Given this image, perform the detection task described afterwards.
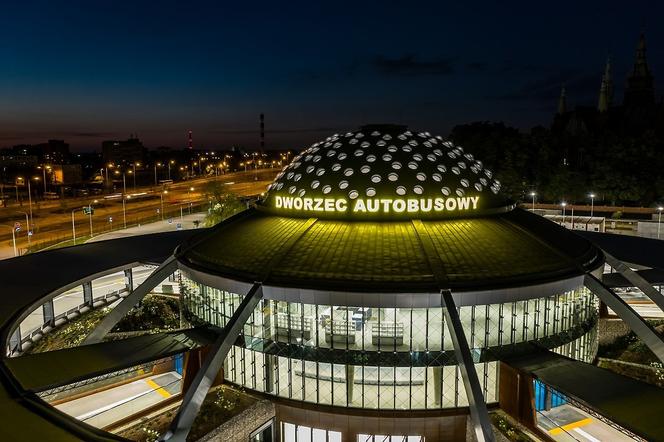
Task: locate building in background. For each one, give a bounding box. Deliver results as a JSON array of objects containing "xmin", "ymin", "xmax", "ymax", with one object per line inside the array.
[
  {"xmin": 52, "ymin": 164, "xmax": 83, "ymax": 185},
  {"xmin": 102, "ymin": 137, "xmax": 146, "ymax": 165}
]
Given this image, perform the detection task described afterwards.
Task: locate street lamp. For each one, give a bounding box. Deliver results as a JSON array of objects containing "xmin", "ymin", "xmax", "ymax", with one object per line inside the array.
[
  {"xmin": 529, "ymin": 191, "xmax": 536, "ymax": 211},
  {"xmin": 37, "ymin": 165, "xmax": 51, "ymax": 193},
  {"xmin": 589, "ymin": 193, "xmax": 596, "ymax": 217},
  {"xmin": 154, "ymin": 162, "xmax": 162, "ymax": 186},
  {"xmin": 3, "ymin": 224, "xmax": 17, "ymax": 257},
  {"xmin": 113, "ymin": 169, "xmax": 127, "ymax": 229},
  {"xmin": 132, "ymin": 162, "xmax": 140, "ymax": 190},
  {"xmin": 17, "ymin": 211, "xmax": 30, "ymax": 247},
  {"xmin": 71, "ymin": 207, "xmax": 78, "ymax": 245},
  {"xmin": 168, "ymin": 160, "xmax": 175, "ymax": 180},
  {"xmin": 160, "ymin": 190, "xmax": 168, "ymax": 220},
  {"xmin": 561, "ymin": 202, "xmax": 567, "ymax": 225},
  {"xmin": 88, "ymin": 199, "xmax": 99, "ymax": 237},
  {"xmin": 658, "ymin": 207, "xmax": 663, "ymax": 240},
  {"xmin": 24, "ymin": 176, "xmax": 38, "ymax": 228}
]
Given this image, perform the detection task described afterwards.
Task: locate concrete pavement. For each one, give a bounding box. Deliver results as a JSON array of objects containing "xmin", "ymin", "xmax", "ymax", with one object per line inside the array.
[
  {"xmin": 538, "ymin": 404, "xmax": 635, "ymax": 442},
  {"xmin": 55, "ymin": 371, "xmax": 181, "ymax": 429},
  {"xmin": 86, "ymin": 212, "xmax": 206, "ymax": 243}
]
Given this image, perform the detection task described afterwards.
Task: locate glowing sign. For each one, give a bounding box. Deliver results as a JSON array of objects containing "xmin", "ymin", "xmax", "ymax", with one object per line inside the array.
[{"xmin": 274, "ymin": 195, "xmax": 480, "ymax": 214}]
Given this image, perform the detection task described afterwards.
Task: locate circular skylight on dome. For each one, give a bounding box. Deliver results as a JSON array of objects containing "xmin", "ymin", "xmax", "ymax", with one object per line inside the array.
[{"xmin": 262, "ymin": 124, "xmax": 512, "ymax": 220}]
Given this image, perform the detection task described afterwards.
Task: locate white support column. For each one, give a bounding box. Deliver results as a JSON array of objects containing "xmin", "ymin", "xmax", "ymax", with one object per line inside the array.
[
  {"xmin": 442, "ymin": 290, "xmax": 495, "ymax": 442},
  {"xmin": 83, "ymin": 255, "xmax": 178, "ymax": 345},
  {"xmin": 124, "ymin": 268, "xmax": 134, "ymax": 292},
  {"xmin": 159, "ymin": 283, "xmax": 264, "ymax": 442},
  {"xmin": 585, "ymin": 273, "xmax": 664, "ymax": 362},
  {"xmin": 42, "ymin": 299, "xmax": 55, "ymax": 327},
  {"xmin": 82, "ymin": 281, "xmax": 93, "ymax": 307},
  {"xmin": 603, "ymin": 251, "xmax": 664, "ymax": 314}
]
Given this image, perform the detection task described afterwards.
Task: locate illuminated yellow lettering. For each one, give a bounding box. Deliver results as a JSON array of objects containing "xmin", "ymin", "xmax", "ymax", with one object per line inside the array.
[
  {"xmin": 273, "ymin": 195, "xmax": 481, "ymax": 215},
  {"xmin": 457, "ymin": 197, "xmax": 471, "ymax": 210}
]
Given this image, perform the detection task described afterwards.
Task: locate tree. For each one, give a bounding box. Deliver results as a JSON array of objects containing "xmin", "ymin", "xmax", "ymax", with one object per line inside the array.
[{"xmin": 204, "ymin": 181, "xmax": 244, "ymax": 227}]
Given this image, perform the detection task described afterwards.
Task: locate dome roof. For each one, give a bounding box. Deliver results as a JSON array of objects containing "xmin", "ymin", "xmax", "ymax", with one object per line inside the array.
[
  {"xmin": 261, "ymin": 124, "xmax": 513, "ymax": 220},
  {"xmin": 178, "ymin": 125, "xmax": 603, "ymax": 294}
]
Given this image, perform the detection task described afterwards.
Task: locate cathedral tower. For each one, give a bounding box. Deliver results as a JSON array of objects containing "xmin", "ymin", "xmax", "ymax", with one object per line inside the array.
[{"xmin": 624, "ymin": 33, "xmax": 655, "ymax": 107}]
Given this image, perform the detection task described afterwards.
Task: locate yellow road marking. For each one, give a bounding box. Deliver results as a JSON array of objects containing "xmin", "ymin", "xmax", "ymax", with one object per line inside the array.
[
  {"xmin": 548, "ymin": 417, "xmax": 592, "ymax": 435},
  {"xmin": 145, "ymin": 378, "xmax": 171, "ymax": 398}
]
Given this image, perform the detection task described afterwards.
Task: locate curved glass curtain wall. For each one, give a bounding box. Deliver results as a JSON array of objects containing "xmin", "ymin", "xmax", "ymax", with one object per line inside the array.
[{"xmin": 181, "ymin": 275, "xmax": 598, "ymax": 410}]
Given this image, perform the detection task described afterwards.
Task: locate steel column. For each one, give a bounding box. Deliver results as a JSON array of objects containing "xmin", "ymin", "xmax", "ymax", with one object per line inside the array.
[
  {"xmin": 442, "ymin": 290, "xmax": 495, "ymax": 442},
  {"xmin": 585, "ymin": 273, "xmax": 664, "ymax": 362},
  {"xmin": 159, "ymin": 283, "xmax": 263, "ymax": 442},
  {"xmin": 9, "ymin": 325, "xmax": 21, "ymax": 354},
  {"xmin": 603, "ymin": 251, "xmax": 664, "ymax": 314},
  {"xmin": 82, "ymin": 281, "xmax": 93, "ymax": 307},
  {"xmin": 42, "ymin": 299, "xmax": 55, "ymax": 327},
  {"xmin": 124, "ymin": 268, "xmax": 134, "ymax": 292},
  {"xmin": 83, "ymin": 255, "xmax": 178, "ymax": 345}
]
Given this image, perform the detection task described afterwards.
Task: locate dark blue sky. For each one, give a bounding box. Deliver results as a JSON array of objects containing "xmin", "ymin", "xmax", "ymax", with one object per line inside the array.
[{"xmin": 1, "ymin": 0, "xmax": 662, "ymax": 151}]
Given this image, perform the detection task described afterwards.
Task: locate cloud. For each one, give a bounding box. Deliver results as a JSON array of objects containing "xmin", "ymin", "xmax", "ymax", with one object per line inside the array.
[
  {"xmin": 494, "ymin": 70, "xmax": 600, "ymax": 102},
  {"xmin": 212, "ymin": 127, "xmax": 344, "ymax": 135},
  {"xmin": 67, "ymin": 132, "xmax": 111, "ymax": 138},
  {"xmin": 371, "ymin": 54, "xmax": 456, "ymax": 76}
]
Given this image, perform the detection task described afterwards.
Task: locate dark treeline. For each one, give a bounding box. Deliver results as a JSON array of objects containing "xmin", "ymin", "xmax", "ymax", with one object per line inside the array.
[{"xmin": 449, "ymin": 121, "xmax": 664, "ymax": 207}]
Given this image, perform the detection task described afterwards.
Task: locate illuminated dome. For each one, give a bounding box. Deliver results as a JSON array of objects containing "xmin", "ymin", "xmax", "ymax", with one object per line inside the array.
[{"xmin": 262, "ymin": 124, "xmax": 513, "ymax": 219}]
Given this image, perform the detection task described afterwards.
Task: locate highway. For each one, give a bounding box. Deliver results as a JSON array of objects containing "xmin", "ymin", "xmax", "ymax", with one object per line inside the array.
[{"xmin": 0, "ymin": 169, "xmax": 278, "ymax": 258}]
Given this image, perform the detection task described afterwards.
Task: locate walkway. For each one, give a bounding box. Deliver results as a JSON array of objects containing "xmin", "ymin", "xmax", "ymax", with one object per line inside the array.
[
  {"xmin": 86, "ymin": 213, "xmax": 206, "ymax": 243},
  {"xmin": 505, "ymin": 349, "xmax": 664, "ymax": 441},
  {"xmin": 55, "ymin": 371, "xmax": 181, "ymax": 429}
]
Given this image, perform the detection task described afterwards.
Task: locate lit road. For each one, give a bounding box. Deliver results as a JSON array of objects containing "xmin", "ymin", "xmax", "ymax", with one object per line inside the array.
[
  {"xmin": 0, "ymin": 169, "xmax": 278, "ymax": 258},
  {"xmin": 54, "ymin": 371, "xmax": 181, "ymax": 429}
]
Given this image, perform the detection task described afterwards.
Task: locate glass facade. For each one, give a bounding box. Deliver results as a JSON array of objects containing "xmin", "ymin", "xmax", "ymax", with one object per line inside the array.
[{"xmin": 181, "ymin": 275, "xmax": 597, "ymax": 410}]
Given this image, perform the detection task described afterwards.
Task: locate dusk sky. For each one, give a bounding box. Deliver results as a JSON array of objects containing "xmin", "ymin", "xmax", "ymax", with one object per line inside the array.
[{"xmin": 1, "ymin": 0, "xmax": 663, "ymax": 151}]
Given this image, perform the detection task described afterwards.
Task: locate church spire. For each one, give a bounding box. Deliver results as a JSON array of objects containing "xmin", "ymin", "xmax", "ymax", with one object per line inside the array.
[
  {"xmin": 624, "ymin": 33, "xmax": 655, "ymax": 107},
  {"xmin": 557, "ymin": 84, "xmax": 567, "ymax": 114},
  {"xmin": 633, "ymin": 33, "xmax": 650, "ymax": 77},
  {"xmin": 604, "ymin": 55, "xmax": 613, "ymax": 107},
  {"xmin": 598, "ymin": 56, "xmax": 612, "ymax": 112}
]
